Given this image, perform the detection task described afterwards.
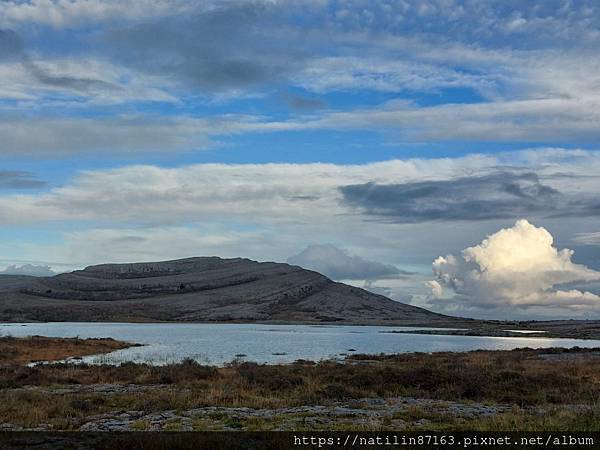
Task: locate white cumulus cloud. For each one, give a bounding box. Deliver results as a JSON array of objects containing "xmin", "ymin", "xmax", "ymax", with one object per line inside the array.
[{"xmin": 428, "ymin": 220, "xmax": 600, "ymax": 315}]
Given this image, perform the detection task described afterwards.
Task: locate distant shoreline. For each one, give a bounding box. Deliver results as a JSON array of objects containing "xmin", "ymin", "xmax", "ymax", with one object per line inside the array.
[{"xmin": 2, "ymin": 318, "xmax": 600, "ymax": 340}]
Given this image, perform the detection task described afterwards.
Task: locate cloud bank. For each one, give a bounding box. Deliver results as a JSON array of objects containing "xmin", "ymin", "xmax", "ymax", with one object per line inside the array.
[
  {"xmin": 0, "ymin": 170, "xmax": 45, "ymax": 189},
  {"xmin": 2, "ymin": 149, "xmax": 600, "ymax": 226},
  {"xmin": 288, "ymin": 244, "xmax": 400, "ymax": 280},
  {"xmin": 0, "ymin": 264, "xmax": 55, "ymax": 276},
  {"xmin": 340, "ymin": 172, "xmax": 561, "ymax": 223},
  {"xmin": 428, "ymin": 220, "xmax": 600, "ymax": 315},
  {"xmin": 573, "ymin": 232, "xmax": 600, "ymax": 246},
  {"xmin": 1, "ymin": 1, "xmax": 600, "ymax": 153}
]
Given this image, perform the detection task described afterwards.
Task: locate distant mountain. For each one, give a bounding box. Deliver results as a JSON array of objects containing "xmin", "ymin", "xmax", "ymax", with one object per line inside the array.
[{"xmin": 0, "ymin": 257, "xmax": 465, "ymax": 325}]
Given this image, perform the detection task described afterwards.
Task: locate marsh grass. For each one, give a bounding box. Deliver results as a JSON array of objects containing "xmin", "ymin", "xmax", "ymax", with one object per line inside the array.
[
  {"xmin": 1, "ymin": 348, "xmax": 599, "ymax": 430},
  {"xmin": 467, "ymin": 406, "xmax": 600, "ymax": 431},
  {"xmin": 3, "ymin": 349, "xmax": 600, "ymax": 406},
  {"xmin": 0, "ymin": 335, "xmax": 133, "ymax": 366}
]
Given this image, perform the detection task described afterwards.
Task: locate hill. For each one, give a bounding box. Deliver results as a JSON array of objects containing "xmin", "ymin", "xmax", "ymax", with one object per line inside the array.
[{"xmin": 0, "ymin": 257, "xmax": 463, "ymax": 325}]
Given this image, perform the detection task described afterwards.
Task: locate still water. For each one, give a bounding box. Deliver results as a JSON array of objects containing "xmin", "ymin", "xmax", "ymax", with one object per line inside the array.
[{"xmin": 2, "ymin": 322, "xmax": 599, "ymax": 366}]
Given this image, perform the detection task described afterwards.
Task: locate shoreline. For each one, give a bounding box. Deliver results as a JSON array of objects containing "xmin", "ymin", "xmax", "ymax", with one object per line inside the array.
[
  {"xmin": 3, "ymin": 318, "xmax": 600, "ymax": 340},
  {"xmin": 381, "ymin": 329, "xmax": 565, "ymax": 339}
]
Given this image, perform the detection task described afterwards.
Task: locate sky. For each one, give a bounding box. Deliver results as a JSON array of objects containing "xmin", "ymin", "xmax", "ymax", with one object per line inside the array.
[{"xmin": 1, "ymin": 0, "xmax": 600, "ymax": 320}]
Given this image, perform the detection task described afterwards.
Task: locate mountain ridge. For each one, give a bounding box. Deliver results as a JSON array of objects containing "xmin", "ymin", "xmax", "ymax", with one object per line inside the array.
[{"xmin": 0, "ymin": 256, "xmax": 465, "ymax": 325}]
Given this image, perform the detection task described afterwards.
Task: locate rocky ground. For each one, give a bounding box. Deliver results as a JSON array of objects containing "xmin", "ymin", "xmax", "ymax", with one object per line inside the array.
[{"xmin": 0, "ymin": 384, "xmax": 520, "ymax": 431}]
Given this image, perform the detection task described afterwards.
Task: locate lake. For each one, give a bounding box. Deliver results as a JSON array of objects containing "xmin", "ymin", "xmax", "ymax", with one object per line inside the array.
[{"xmin": 2, "ymin": 322, "xmax": 599, "ymax": 366}]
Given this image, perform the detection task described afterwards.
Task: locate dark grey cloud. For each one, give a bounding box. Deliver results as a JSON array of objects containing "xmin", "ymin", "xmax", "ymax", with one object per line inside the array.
[
  {"xmin": 553, "ymin": 200, "xmax": 600, "ymax": 219},
  {"xmin": 25, "ymin": 61, "xmax": 118, "ymax": 93},
  {"xmin": 0, "ymin": 27, "xmax": 117, "ymax": 93},
  {"xmin": 104, "ymin": 2, "xmax": 307, "ymax": 92},
  {"xmin": 0, "ymin": 264, "xmax": 54, "ymax": 277},
  {"xmin": 282, "ymin": 93, "xmax": 326, "ymax": 110},
  {"xmin": 0, "ymin": 28, "xmax": 24, "ymax": 62},
  {"xmin": 339, "ymin": 172, "xmax": 564, "ymax": 223},
  {"xmin": 110, "ymin": 235, "xmax": 147, "ymax": 244},
  {"xmin": 0, "ymin": 171, "xmax": 45, "ymax": 189},
  {"xmin": 288, "ymin": 244, "xmax": 404, "ymax": 280}
]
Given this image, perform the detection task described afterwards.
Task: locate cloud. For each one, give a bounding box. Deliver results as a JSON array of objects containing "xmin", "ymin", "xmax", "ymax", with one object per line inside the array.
[
  {"xmin": 0, "ymin": 0, "xmax": 193, "ymax": 28},
  {"xmin": 1, "ymin": 150, "xmax": 600, "ymax": 225},
  {"xmin": 14, "ymin": 96, "xmax": 600, "ymax": 155},
  {"xmin": 0, "ymin": 28, "xmax": 131, "ymax": 101},
  {"xmin": 0, "ymin": 28, "xmax": 23, "ymax": 62},
  {"xmin": 0, "ymin": 171, "xmax": 45, "ymax": 189},
  {"xmin": 316, "ymin": 1, "xmax": 600, "ymax": 49},
  {"xmin": 0, "ymin": 57, "xmax": 176, "ymax": 103},
  {"xmin": 573, "ymin": 232, "xmax": 600, "ymax": 246},
  {"xmin": 288, "ymin": 244, "xmax": 401, "ymax": 280},
  {"xmin": 0, "ymin": 153, "xmax": 508, "ymax": 224},
  {"xmin": 281, "ymin": 93, "xmax": 600, "ymax": 144},
  {"xmin": 0, "ymin": 115, "xmax": 245, "ymax": 155},
  {"xmin": 24, "ymin": 59, "xmax": 118, "ymax": 94},
  {"xmin": 293, "ymin": 56, "xmax": 494, "ymax": 95},
  {"xmin": 4, "ymin": 1, "xmax": 600, "ymax": 50},
  {"xmin": 282, "ymin": 93, "xmax": 326, "ymax": 110},
  {"xmin": 0, "ymin": 263, "xmax": 54, "ymax": 276},
  {"xmin": 340, "ymin": 172, "xmax": 561, "ymax": 223},
  {"xmin": 1, "ymin": 2, "xmax": 600, "ymax": 147},
  {"xmin": 48, "ymin": 226, "xmax": 269, "ymax": 265},
  {"xmin": 103, "ymin": 2, "xmax": 308, "ymax": 93},
  {"xmin": 428, "ymin": 220, "xmax": 600, "ymax": 316}
]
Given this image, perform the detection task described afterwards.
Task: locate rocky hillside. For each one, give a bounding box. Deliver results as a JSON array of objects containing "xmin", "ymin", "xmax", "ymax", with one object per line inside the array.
[{"xmin": 0, "ymin": 257, "xmax": 462, "ymax": 325}]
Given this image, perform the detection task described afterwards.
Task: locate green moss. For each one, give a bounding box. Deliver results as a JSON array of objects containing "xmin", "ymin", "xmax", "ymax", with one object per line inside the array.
[
  {"xmin": 131, "ymin": 420, "xmax": 149, "ymax": 431},
  {"xmin": 163, "ymin": 419, "xmax": 183, "ymax": 431}
]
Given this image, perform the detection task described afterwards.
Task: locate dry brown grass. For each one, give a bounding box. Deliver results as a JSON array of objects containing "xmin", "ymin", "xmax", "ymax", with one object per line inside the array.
[
  {"xmin": 1, "ymin": 347, "xmax": 599, "ymax": 408},
  {"xmin": 0, "ymin": 335, "xmax": 133, "ymax": 366},
  {"xmin": 1, "ymin": 347, "xmax": 599, "ymax": 431}
]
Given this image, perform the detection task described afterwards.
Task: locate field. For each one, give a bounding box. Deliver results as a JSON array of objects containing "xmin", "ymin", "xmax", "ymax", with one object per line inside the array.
[{"xmin": 0, "ymin": 339, "xmax": 599, "ymax": 432}]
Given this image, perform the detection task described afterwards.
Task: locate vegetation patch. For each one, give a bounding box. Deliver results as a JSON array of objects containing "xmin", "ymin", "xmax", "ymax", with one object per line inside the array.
[{"xmin": 0, "ymin": 335, "xmax": 135, "ymax": 366}]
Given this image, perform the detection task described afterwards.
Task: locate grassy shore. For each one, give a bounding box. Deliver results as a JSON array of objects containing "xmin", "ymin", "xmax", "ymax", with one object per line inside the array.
[
  {"xmin": 0, "ymin": 335, "xmax": 135, "ymax": 366},
  {"xmin": 0, "ymin": 341, "xmax": 599, "ymax": 432}
]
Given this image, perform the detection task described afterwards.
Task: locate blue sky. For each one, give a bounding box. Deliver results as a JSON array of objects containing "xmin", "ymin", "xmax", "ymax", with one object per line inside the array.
[{"xmin": 1, "ymin": 0, "xmax": 600, "ymax": 319}]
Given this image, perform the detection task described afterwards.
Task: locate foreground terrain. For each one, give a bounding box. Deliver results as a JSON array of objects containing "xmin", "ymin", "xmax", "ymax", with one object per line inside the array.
[{"xmin": 1, "ymin": 342, "xmax": 599, "ymax": 432}]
